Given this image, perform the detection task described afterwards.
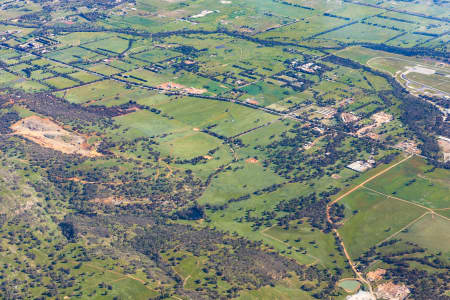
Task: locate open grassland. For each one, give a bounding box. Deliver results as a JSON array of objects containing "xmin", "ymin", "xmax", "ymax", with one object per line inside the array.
[
  {"xmin": 45, "ymin": 76, "xmax": 78, "ymax": 89},
  {"xmin": 237, "ymin": 278, "xmax": 315, "ymax": 300},
  {"xmin": 158, "ymin": 97, "xmax": 279, "ymax": 137},
  {"xmin": 322, "ymin": 23, "xmax": 400, "ymax": 43},
  {"xmin": 265, "ymin": 221, "xmax": 348, "ymax": 269},
  {"xmin": 114, "ymin": 110, "xmax": 190, "ymax": 139},
  {"xmin": 339, "ymin": 188, "xmax": 427, "ymax": 259},
  {"xmin": 153, "ymin": 130, "xmax": 223, "ymax": 159},
  {"xmin": 366, "ymin": 156, "xmax": 450, "ymax": 209},
  {"xmin": 397, "ymin": 213, "xmax": 450, "ymax": 254},
  {"xmin": 198, "ymin": 162, "xmax": 285, "ymax": 206},
  {"xmin": 54, "ymin": 80, "xmax": 128, "ymax": 104}
]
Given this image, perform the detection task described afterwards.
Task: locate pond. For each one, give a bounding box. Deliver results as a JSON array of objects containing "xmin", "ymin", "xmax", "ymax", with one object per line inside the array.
[{"xmin": 338, "ymin": 279, "xmax": 360, "ymax": 292}]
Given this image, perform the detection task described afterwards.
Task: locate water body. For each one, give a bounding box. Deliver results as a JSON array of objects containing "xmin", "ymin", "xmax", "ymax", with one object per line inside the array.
[{"xmin": 338, "ymin": 279, "xmax": 360, "ymax": 292}]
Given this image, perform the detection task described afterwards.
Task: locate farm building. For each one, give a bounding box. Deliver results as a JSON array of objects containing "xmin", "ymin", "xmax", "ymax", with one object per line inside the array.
[{"xmin": 346, "ymin": 161, "xmax": 373, "ymax": 172}]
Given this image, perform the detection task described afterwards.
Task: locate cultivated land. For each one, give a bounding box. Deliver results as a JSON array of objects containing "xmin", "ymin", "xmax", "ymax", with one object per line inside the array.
[{"xmin": 0, "ymin": 0, "xmax": 448, "ymax": 299}]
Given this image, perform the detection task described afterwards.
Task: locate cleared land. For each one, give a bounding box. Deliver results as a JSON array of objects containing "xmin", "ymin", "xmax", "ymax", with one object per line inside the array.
[{"xmin": 11, "ymin": 116, "xmax": 100, "ymax": 157}]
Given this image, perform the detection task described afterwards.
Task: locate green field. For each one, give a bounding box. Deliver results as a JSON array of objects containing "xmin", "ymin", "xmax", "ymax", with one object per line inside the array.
[
  {"xmin": 1, "ymin": 0, "xmax": 449, "ymax": 299},
  {"xmin": 366, "ymin": 156, "xmax": 450, "ymax": 209},
  {"xmin": 339, "ymin": 188, "xmax": 427, "ymax": 258},
  {"xmin": 397, "ymin": 213, "xmax": 450, "ymax": 254}
]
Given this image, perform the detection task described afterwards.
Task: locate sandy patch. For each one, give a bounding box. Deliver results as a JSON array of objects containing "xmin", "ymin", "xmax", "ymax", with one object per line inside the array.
[
  {"xmin": 11, "ymin": 116, "xmax": 100, "ymax": 157},
  {"xmin": 203, "ymin": 155, "xmax": 213, "ymax": 160},
  {"xmin": 246, "ymin": 158, "xmax": 258, "ymax": 164},
  {"xmin": 193, "ymin": 127, "xmax": 200, "ymax": 132}
]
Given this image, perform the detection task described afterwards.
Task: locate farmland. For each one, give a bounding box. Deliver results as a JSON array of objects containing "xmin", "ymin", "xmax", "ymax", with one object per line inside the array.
[{"xmin": 0, "ymin": 0, "xmax": 448, "ymax": 299}]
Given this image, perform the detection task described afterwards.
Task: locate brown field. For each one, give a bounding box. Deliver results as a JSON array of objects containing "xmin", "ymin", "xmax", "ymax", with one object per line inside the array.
[{"xmin": 11, "ymin": 116, "xmax": 100, "ymax": 157}]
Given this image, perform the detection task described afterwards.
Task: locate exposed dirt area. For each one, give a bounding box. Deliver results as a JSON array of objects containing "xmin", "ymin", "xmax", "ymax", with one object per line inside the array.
[
  {"xmin": 346, "ymin": 291, "xmax": 375, "ymax": 300},
  {"xmin": 395, "ymin": 140, "xmax": 421, "ymax": 155},
  {"xmin": 367, "ymin": 268, "xmax": 386, "ymax": 282},
  {"xmin": 246, "ymin": 158, "xmax": 259, "ymax": 164},
  {"xmin": 375, "ymin": 282, "xmax": 410, "ymax": 300},
  {"xmin": 90, "ymin": 196, "xmax": 123, "ymax": 205},
  {"xmin": 437, "ymin": 137, "xmax": 450, "ymax": 162},
  {"xmin": 157, "ymin": 82, "xmax": 207, "ymax": 94},
  {"xmin": 371, "ymin": 112, "xmax": 392, "ymax": 125},
  {"xmin": 246, "ymin": 98, "xmax": 259, "ymax": 105},
  {"xmin": 366, "ymin": 132, "xmax": 380, "ymax": 140},
  {"xmin": 357, "ymin": 112, "xmax": 392, "ymax": 137},
  {"xmin": 11, "ymin": 116, "xmax": 101, "ymax": 157},
  {"xmin": 203, "ymin": 155, "xmax": 213, "ymax": 160},
  {"xmin": 341, "ymin": 112, "xmax": 359, "ymax": 123}
]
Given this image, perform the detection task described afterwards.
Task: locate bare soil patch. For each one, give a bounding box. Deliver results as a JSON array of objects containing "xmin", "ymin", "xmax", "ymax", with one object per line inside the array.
[
  {"xmin": 395, "ymin": 140, "xmax": 421, "ymax": 155},
  {"xmin": 341, "ymin": 112, "xmax": 359, "ymax": 123},
  {"xmin": 357, "ymin": 111, "xmax": 392, "ymax": 137},
  {"xmin": 90, "ymin": 196, "xmax": 123, "ymax": 205},
  {"xmin": 437, "ymin": 136, "xmax": 450, "ymax": 162},
  {"xmin": 157, "ymin": 82, "xmax": 207, "ymax": 94},
  {"xmin": 246, "ymin": 98, "xmax": 259, "ymax": 105},
  {"xmin": 246, "ymin": 158, "xmax": 259, "ymax": 164},
  {"xmin": 371, "ymin": 112, "xmax": 392, "ymax": 125},
  {"xmin": 11, "ymin": 116, "xmax": 100, "ymax": 157},
  {"xmin": 367, "ymin": 268, "xmax": 386, "ymax": 282},
  {"xmin": 375, "ymin": 282, "xmax": 410, "ymax": 300}
]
